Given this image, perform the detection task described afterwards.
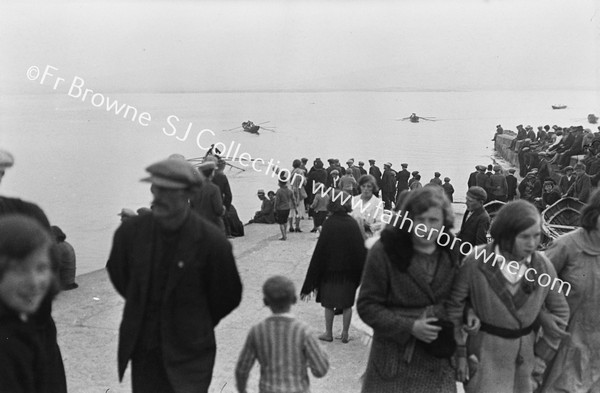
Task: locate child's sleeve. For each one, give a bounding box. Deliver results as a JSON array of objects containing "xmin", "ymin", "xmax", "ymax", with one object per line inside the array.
[
  {"xmin": 304, "ymin": 330, "xmax": 329, "ymax": 378},
  {"xmin": 235, "ymin": 329, "xmax": 257, "ymax": 393}
]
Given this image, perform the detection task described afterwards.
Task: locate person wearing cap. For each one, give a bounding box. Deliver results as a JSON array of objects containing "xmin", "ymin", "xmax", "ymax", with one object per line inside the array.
[
  {"xmin": 429, "ymin": 172, "xmax": 443, "ymax": 187},
  {"xmin": 518, "ymin": 169, "xmax": 542, "ymax": 203},
  {"xmin": 106, "ymin": 158, "xmax": 242, "ymax": 393},
  {"xmin": 457, "ymin": 186, "xmax": 491, "ymax": 246},
  {"xmin": 247, "ymin": 189, "xmax": 275, "ymax": 225},
  {"xmin": 409, "ymin": 173, "xmax": 423, "ymax": 191},
  {"xmin": 329, "ymin": 169, "xmax": 341, "ymax": 189},
  {"xmin": 570, "ymin": 163, "xmax": 592, "ymax": 203},
  {"xmin": 381, "ymin": 163, "xmax": 396, "ymax": 210},
  {"xmin": 306, "ymin": 159, "xmax": 327, "ymax": 208},
  {"xmin": 0, "ymin": 149, "xmax": 67, "ymax": 393},
  {"xmin": 190, "ymin": 161, "xmax": 225, "ymax": 232},
  {"xmin": 558, "ymin": 166, "xmax": 576, "ymax": 195},
  {"xmin": 526, "ymin": 126, "xmax": 536, "ymax": 142},
  {"xmin": 442, "ymin": 177, "xmax": 454, "ymax": 202},
  {"xmin": 535, "ymin": 178, "xmax": 562, "ymax": 211},
  {"xmin": 356, "ymin": 161, "xmax": 367, "ymax": 176},
  {"xmin": 408, "ymin": 170, "xmax": 419, "ymax": 188},
  {"xmin": 395, "ymin": 163, "xmax": 410, "ymax": 197},
  {"xmin": 368, "ymin": 160, "xmax": 383, "ymax": 193},
  {"xmin": 118, "ymin": 208, "xmax": 137, "ymax": 222},
  {"xmin": 346, "ymin": 160, "xmax": 362, "ymax": 192},
  {"xmin": 506, "ymin": 168, "xmax": 518, "ymax": 201},
  {"xmin": 486, "ymin": 165, "xmax": 508, "ymax": 202},
  {"xmin": 492, "ymin": 125, "xmax": 503, "ymax": 143},
  {"xmin": 467, "ymin": 165, "xmax": 479, "ymax": 188},
  {"xmin": 475, "ymin": 165, "xmax": 488, "ymax": 189}
]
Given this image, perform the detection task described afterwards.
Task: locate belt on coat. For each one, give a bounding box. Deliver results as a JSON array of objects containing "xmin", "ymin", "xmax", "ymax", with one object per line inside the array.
[{"xmin": 479, "ymin": 319, "xmax": 540, "ymax": 339}]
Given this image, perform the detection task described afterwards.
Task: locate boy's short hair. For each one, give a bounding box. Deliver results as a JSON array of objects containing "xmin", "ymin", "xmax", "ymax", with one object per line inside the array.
[{"xmin": 263, "ymin": 275, "xmax": 297, "ymax": 311}]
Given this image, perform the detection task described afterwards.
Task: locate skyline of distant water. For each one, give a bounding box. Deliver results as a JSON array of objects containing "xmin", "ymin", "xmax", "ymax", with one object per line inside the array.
[{"xmin": 0, "ymin": 90, "xmax": 597, "ymax": 274}]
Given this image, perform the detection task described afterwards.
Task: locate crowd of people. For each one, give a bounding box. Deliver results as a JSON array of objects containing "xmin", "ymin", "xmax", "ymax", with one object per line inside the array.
[{"xmin": 3, "ymin": 137, "xmax": 600, "ymax": 393}]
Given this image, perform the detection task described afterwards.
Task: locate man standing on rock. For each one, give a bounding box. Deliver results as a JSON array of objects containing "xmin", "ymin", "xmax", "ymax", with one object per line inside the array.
[{"xmin": 107, "ymin": 157, "xmax": 242, "ymax": 393}]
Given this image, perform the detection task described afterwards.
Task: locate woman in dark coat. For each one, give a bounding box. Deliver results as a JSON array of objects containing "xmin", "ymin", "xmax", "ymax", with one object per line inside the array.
[
  {"xmin": 301, "ymin": 189, "xmax": 367, "ymax": 343},
  {"xmin": 0, "ymin": 215, "xmax": 63, "ymax": 393},
  {"xmin": 357, "ymin": 186, "xmax": 460, "ymax": 392}
]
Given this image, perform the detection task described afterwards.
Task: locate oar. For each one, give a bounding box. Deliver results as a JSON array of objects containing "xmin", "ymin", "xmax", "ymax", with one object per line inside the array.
[
  {"xmin": 261, "ymin": 127, "xmax": 277, "ymax": 132},
  {"xmin": 222, "ymin": 125, "xmax": 243, "ymax": 132}
]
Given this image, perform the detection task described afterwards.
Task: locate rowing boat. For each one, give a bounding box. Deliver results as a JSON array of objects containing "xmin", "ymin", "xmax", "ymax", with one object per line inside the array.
[
  {"xmin": 551, "ymin": 105, "xmax": 567, "ymax": 110},
  {"xmin": 541, "ymin": 197, "xmax": 585, "ymax": 243},
  {"xmin": 483, "ymin": 200, "xmax": 506, "ymax": 242}
]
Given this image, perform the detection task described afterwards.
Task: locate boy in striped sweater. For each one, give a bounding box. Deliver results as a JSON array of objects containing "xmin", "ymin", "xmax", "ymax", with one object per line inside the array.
[{"xmin": 235, "ymin": 276, "xmax": 329, "ymax": 393}]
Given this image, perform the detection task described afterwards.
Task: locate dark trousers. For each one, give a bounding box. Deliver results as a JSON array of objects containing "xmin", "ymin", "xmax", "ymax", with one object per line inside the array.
[
  {"xmin": 382, "ymin": 191, "xmax": 394, "ymax": 210},
  {"xmin": 132, "ymin": 348, "xmax": 176, "ymax": 393}
]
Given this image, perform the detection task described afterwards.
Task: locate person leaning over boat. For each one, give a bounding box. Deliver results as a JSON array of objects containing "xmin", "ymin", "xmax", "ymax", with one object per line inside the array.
[
  {"xmin": 357, "ymin": 186, "xmax": 461, "ymax": 393},
  {"xmin": 540, "ymin": 188, "xmax": 600, "ymax": 392},
  {"xmin": 190, "ymin": 161, "xmax": 226, "ymax": 233},
  {"xmin": 448, "ymin": 200, "xmax": 569, "ymax": 393},
  {"xmin": 457, "ymin": 186, "xmax": 490, "ymax": 246}
]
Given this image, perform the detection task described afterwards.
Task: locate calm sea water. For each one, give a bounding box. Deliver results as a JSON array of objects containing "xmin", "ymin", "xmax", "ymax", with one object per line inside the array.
[{"xmin": 0, "ymin": 90, "xmax": 597, "ymax": 274}]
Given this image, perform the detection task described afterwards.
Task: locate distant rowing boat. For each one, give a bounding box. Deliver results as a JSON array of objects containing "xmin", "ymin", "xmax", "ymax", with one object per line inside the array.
[
  {"xmin": 551, "ymin": 105, "xmax": 567, "ymax": 110},
  {"xmin": 541, "ymin": 197, "xmax": 585, "ymax": 244}
]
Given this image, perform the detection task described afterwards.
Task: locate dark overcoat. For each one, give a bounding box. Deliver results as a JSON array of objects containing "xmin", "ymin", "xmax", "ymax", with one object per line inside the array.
[
  {"xmin": 458, "ymin": 206, "xmax": 490, "ymax": 246},
  {"xmin": 106, "ymin": 212, "xmax": 242, "ymax": 392}
]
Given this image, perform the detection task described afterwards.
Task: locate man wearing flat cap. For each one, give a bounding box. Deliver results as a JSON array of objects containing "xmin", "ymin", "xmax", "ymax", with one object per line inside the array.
[
  {"xmin": 506, "ymin": 168, "xmax": 518, "ymax": 201},
  {"xmin": 381, "ymin": 162, "xmax": 396, "ymax": 209},
  {"xmin": 518, "ymin": 169, "xmax": 542, "ymax": 203},
  {"xmin": 368, "ymin": 159, "xmax": 382, "ymax": 193},
  {"xmin": 457, "ymin": 186, "xmax": 490, "ymax": 246},
  {"xmin": 107, "ymin": 158, "xmax": 242, "ymax": 393},
  {"xmin": 486, "ymin": 165, "xmax": 508, "ymax": 202},
  {"xmin": 395, "ymin": 163, "xmax": 410, "ymax": 196}
]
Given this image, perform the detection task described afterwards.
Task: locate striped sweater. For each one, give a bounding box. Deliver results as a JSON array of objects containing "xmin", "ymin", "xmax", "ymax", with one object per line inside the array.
[{"xmin": 235, "ymin": 315, "xmax": 329, "ymax": 393}]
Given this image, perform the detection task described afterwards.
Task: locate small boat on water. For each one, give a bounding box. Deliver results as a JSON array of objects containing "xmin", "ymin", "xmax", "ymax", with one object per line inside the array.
[
  {"xmin": 242, "ymin": 121, "xmax": 260, "ymax": 134},
  {"xmin": 483, "ymin": 200, "xmax": 506, "ymax": 243},
  {"xmin": 588, "ymin": 114, "xmax": 598, "ymax": 124},
  {"xmin": 552, "ymin": 105, "xmax": 567, "ymax": 110},
  {"xmin": 541, "ymin": 197, "xmax": 585, "ymax": 244}
]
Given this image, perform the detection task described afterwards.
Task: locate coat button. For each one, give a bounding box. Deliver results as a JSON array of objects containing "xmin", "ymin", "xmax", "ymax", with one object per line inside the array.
[{"xmin": 178, "ymin": 261, "xmax": 184, "ymax": 268}]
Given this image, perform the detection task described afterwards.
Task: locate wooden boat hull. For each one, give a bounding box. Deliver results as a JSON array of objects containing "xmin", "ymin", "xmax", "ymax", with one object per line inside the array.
[
  {"xmin": 243, "ymin": 125, "xmax": 260, "ymax": 134},
  {"xmin": 541, "ymin": 197, "xmax": 585, "ymax": 244},
  {"xmin": 483, "ymin": 200, "xmax": 506, "ymax": 242},
  {"xmin": 551, "ymin": 105, "xmax": 567, "ymax": 110}
]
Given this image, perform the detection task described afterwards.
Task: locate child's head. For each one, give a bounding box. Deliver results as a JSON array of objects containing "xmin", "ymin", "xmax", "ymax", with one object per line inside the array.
[
  {"xmin": 0, "ymin": 215, "xmax": 58, "ymax": 316},
  {"xmin": 263, "ymin": 275, "xmax": 297, "ymax": 313}
]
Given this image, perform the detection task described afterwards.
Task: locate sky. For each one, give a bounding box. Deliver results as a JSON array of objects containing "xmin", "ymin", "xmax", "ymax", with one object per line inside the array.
[{"xmin": 1, "ymin": 0, "xmax": 599, "ymax": 93}]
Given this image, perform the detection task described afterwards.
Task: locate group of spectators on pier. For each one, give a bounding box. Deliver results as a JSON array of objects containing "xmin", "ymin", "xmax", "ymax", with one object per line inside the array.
[
  {"xmin": 494, "ymin": 123, "xmax": 600, "ymax": 204},
  {"xmin": 4, "ymin": 143, "xmax": 600, "ymax": 393}
]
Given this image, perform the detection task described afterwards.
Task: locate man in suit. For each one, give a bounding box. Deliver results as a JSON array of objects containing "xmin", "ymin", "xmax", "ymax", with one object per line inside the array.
[
  {"xmin": 467, "ymin": 165, "xmax": 480, "ymax": 188},
  {"xmin": 506, "ymin": 168, "xmax": 518, "ymax": 201},
  {"xmin": 368, "ymin": 159, "xmax": 382, "ymax": 192},
  {"xmin": 381, "ymin": 162, "xmax": 396, "ymax": 210},
  {"xmin": 571, "ymin": 162, "xmax": 592, "ymax": 203},
  {"xmin": 457, "ymin": 186, "xmax": 490, "ymax": 246},
  {"xmin": 107, "ymin": 157, "xmax": 243, "ymax": 393},
  {"xmin": 395, "ymin": 163, "xmax": 410, "ymax": 197}
]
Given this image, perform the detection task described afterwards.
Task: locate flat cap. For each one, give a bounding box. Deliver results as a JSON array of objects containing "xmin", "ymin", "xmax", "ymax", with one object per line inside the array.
[
  {"xmin": 508, "ymin": 168, "xmax": 516, "ymax": 174},
  {"xmin": 0, "ymin": 150, "xmax": 14, "ymax": 168},
  {"xmin": 257, "ymin": 189, "xmax": 265, "ymax": 195},
  {"xmin": 411, "ymin": 171, "xmax": 419, "ymax": 176},
  {"xmin": 141, "ymin": 158, "xmax": 200, "ymax": 189},
  {"xmin": 368, "ymin": 159, "xmax": 376, "ymax": 163},
  {"xmin": 434, "ymin": 172, "xmax": 441, "ymax": 176},
  {"xmin": 467, "ymin": 186, "xmax": 487, "ymax": 203},
  {"xmin": 493, "ymin": 165, "xmax": 501, "ymax": 172},
  {"xmin": 563, "ymin": 165, "xmax": 573, "ymax": 172},
  {"xmin": 476, "ymin": 165, "xmax": 486, "ymax": 171},
  {"xmin": 358, "ymin": 161, "xmax": 364, "ymax": 165},
  {"xmin": 401, "ymin": 163, "xmax": 408, "ymax": 168},
  {"xmin": 444, "ymin": 177, "xmax": 450, "ymax": 182},
  {"xmin": 136, "ymin": 207, "xmax": 152, "ymax": 216},
  {"xmin": 384, "ymin": 162, "xmax": 392, "ymax": 167},
  {"xmin": 118, "ymin": 208, "xmax": 137, "ymax": 218}
]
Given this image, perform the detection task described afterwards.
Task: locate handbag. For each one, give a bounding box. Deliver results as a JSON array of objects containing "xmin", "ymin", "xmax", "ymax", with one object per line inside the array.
[{"xmin": 420, "ymin": 319, "xmax": 456, "ymax": 358}]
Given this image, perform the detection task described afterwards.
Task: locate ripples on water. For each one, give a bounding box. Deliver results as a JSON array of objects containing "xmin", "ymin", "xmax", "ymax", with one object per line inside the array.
[{"xmin": 0, "ymin": 90, "xmax": 596, "ymax": 273}]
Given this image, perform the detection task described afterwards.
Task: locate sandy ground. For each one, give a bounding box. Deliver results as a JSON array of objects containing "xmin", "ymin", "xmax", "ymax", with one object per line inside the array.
[{"xmin": 53, "ymin": 222, "xmax": 373, "ymax": 393}]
